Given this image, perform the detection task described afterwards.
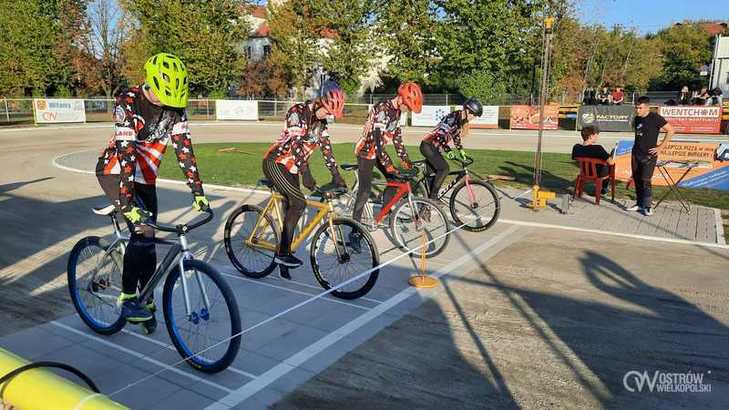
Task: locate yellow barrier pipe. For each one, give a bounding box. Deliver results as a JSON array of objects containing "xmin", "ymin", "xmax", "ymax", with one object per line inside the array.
[{"xmin": 0, "ymin": 347, "xmax": 127, "ymax": 410}]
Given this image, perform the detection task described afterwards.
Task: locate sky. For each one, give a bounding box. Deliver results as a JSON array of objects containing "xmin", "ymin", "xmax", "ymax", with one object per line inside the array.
[{"xmin": 578, "ymin": 0, "xmax": 729, "ymax": 35}]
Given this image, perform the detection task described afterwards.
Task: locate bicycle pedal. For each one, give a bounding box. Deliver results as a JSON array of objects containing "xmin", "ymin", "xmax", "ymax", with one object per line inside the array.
[{"xmin": 140, "ymin": 317, "xmax": 157, "ymax": 335}]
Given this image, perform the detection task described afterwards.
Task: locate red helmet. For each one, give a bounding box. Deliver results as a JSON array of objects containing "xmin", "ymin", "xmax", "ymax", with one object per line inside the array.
[
  {"xmin": 319, "ymin": 80, "xmax": 345, "ymax": 119},
  {"xmin": 397, "ymin": 81, "xmax": 423, "ymax": 113}
]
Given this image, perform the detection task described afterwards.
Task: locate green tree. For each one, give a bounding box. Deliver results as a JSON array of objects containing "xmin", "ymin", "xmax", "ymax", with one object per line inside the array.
[
  {"xmin": 456, "ymin": 71, "xmax": 507, "ymax": 104},
  {"xmin": 267, "ymin": 0, "xmax": 320, "ymax": 98},
  {"xmin": 375, "ymin": 0, "xmax": 436, "ymax": 84},
  {"xmin": 311, "ymin": 0, "xmax": 376, "ymax": 95},
  {"xmin": 651, "ymin": 22, "xmax": 719, "ymax": 90},
  {"xmin": 120, "ymin": 0, "xmax": 249, "ymax": 96}
]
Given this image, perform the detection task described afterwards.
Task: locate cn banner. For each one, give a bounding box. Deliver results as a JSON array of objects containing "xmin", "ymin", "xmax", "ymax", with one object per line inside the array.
[
  {"xmin": 34, "ymin": 99, "xmax": 86, "ymax": 123},
  {"xmin": 215, "ymin": 100, "xmax": 258, "ymax": 120},
  {"xmin": 658, "ymin": 106, "xmax": 722, "ymax": 134},
  {"xmin": 411, "ymin": 105, "xmax": 451, "ymax": 127},
  {"xmin": 469, "ymin": 105, "xmax": 499, "ymax": 129},
  {"xmin": 613, "ymin": 139, "xmax": 729, "ymax": 190},
  {"xmin": 577, "ymin": 105, "xmax": 634, "ymax": 132},
  {"xmin": 510, "ymin": 105, "xmax": 559, "ymax": 130}
]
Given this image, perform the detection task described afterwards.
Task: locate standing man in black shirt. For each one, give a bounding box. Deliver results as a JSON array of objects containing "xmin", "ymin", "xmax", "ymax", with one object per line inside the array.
[
  {"xmin": 629, "ymin": 96, "xmax": 675, "ymax": 216},
  {"xmin": 572, "ymin": 125, "xmax": 614, "ymax": 195}
]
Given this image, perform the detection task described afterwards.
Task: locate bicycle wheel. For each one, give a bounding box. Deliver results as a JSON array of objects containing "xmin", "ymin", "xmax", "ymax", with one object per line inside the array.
[
  {"xmin": 224, "ymin": 204, "xmax": 278, "ymax": 278},
  {"xmin": 163, "ymin": 259, "xmax": 242, "ymax": 373},
  {"xmin": 67, "ymin": 236, "xmax": 126, "ymax": 335},
  {"xmin": 310, "ymin": 218, "xmax": 379, "ymax": 299},
  {"xmin": 449, "ymin": 180, "xmax": 500, "ymax": 232},
  {"xmin": 390, "ymin": 197, "xmax": 450, "ymax": 258}
]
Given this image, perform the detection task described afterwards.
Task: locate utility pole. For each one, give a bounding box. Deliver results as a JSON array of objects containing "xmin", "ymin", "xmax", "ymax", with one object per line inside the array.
[{"xmin": 530, "ymin": 15, "xmax": 556, "ymax": 209}]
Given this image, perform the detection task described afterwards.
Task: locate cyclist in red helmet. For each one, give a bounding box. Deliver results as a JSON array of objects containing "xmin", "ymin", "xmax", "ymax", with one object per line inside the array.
[
  {"xmin": 351, "ymin": 81, "xmax": 423, "ymax": 235},
  {"xmin": 262, "ymin": 80, "xmax": 347, "ymax": 272}
]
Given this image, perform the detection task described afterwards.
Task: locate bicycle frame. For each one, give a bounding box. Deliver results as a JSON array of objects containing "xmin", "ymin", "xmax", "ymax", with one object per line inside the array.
[
  {"xmin": 373, "ymin": 180, "xmax": 412, "ymax": 224},
  {"xmin": 247, "ymin": 192, "xmax": 338, "ymax": 253}
]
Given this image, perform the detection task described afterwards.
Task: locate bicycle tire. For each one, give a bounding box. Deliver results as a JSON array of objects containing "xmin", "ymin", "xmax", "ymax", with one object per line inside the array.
[
  {"xmin": 67, "ymin": 236, "xmax": 126, "ymax": 335},
  {"xmin": 163, "ymin": 259, "xmax": 242, "ymax": 373},
  {"xmin": 310, "ymin": 217, "xmax": 380, "ymax": 299},
  {"xmin": 390, "ymin": 197, "xmax": 450, "ymax": 258},
  {"xmin": 224, "ymin": 204, "xmax": 278, "ymax": 278},
  {"xmin": 449, "ymin": 179, "xmax": 500, "ymax": 232}
]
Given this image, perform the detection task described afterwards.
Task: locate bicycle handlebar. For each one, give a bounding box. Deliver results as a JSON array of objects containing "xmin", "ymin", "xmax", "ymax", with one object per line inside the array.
[{"xmin": 143, "ymin": 208, "xmax": 214, "ymax": 234}]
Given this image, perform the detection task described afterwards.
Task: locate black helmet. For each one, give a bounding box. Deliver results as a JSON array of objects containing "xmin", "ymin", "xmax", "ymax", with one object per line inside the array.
[{"xmin": 463, "ymin": 98, "xmax": 483, "ymax": 117}]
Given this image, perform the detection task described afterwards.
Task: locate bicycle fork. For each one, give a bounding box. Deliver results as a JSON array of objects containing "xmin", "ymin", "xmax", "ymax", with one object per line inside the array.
[{"xmin": 178, "ymin": 234, "xmax": 212, "ymax": 323}]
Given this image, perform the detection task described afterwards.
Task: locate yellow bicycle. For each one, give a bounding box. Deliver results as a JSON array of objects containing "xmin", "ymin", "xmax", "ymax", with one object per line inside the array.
[{"xmin": 223, "ymin": 179, "xmax": 380, "ymax": 299}]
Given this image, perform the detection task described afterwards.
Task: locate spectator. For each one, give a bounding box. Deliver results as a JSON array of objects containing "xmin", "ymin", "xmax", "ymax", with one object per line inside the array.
[
  {"xmin": 710, "ymin": 88, "xmax": 723, "ymax": 106},
  {"xmin": 693, "ymin": 87, "xmax": 710, "ymax": 105},
  {"xmin": 611, "ymin": 87, "xmax": 625, "ymax": 105},
  {"xmin": 572, "ymin": 125, "xmax": 614, "ymax": 195},
  {"xmin": 597, "ymin": 86, "xmax": 611, "ymax": 105},
  {"xmin": 582, "ymin": 87, "xmax": 596, "ymax": 105},
  {"xmin": 678, "ymin": 85, "xmax": 691, "ymax": 105}
]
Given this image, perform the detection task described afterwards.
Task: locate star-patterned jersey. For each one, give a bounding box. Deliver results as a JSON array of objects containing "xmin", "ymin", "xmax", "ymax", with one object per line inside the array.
[
  {"xmin": 264, "ymin": 102, "xmax": 339, "ymax": 175},
  {"xmin": 422, "ymin": 110, "xmax": 465, "ymax": 152},
  {"xmin": 354, "ymin": 99, "xmax": 409, "ymax": 168},
  {"xmin": 95, "ymin": 86, "xmax": 203, "ymax": 211}
]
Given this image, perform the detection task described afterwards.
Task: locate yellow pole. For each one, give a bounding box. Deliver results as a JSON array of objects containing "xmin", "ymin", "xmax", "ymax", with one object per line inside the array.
[{"xmin": 0, "ymin": 347, "xmax": 128, "ymax": 410}]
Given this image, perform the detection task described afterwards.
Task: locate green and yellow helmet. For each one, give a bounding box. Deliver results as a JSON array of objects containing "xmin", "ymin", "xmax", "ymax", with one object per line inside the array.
[{"xmin": 144, "ymin": 53, "xmax": 189, "ymax": 108}]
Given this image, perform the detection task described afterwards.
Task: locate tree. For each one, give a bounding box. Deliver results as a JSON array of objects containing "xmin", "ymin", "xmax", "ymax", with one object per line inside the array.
[
  {"xmin": 651, "ymin": 22, "xmax": 720, "ymax": 90},
  {"xmin": 267, "ymin": 0, "xmax": 320, "ymax": 98},
  {"xmin": 376, "ymin": 0, "xmax": 436, "ymax": 84},
  {"xmin": 238, "ymin": 59, "xmax": 289, "ymax": 98},
  {"xmin": 311, "ymin": 0, "xmax": 377, "ymax": 96},
  {"xmin": 78, "ymin": 0, "xmax": 132, "ymax": 97},
  {"xmin": 120, "ymin": 0, "xmax": 250, "ymax": 96},
  {"xmin": 0, "ymin": 0, "xmax": 88, "ymax": 96}
]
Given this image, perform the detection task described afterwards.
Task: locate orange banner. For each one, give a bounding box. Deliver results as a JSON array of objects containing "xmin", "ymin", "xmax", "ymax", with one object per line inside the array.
[{"xmin": 510, "ymin": 105, "xmax": 559, "ymax": 130}]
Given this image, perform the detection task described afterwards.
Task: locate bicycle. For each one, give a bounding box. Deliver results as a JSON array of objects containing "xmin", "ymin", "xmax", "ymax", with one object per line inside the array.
[
  {"xmin": 224, "ymin": 182, "xmax": 380, "ymax": 300},
  {"xmin": 339, "ymin": 164, "xmax": 450, "ymax": 258},
  {"xmin": 411, "ymin": 156, "xmax": 500, "ymax": 232},
  {"xmin": 67, "ymin": 206, "xmax": 241, "ymax": 374}
]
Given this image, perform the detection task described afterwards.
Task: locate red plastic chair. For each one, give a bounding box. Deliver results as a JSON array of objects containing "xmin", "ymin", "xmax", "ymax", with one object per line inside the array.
[{"xmin": 573, "ymin": 157, "xmax": 615, "ymax": 205}]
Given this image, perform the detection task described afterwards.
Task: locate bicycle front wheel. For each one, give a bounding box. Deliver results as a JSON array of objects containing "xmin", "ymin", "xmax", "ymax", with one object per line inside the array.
[
  {"xmin": 310, "ymin": 218, "xmax": 380, "ymax": 300},
  {"xmin": 390, "ymin": 197, "xmax": 450, "ymax": 258},
  {"xmin": 67, "ymin": 236, "xmax": 126, "ymax": 335},
  {"xmin": 224, "ymin": 204, "xmax": 278, "ymax": 278},
  {"xmin": 163, "ymin": 259, "xmax": 242, "ymax": 373},
  {"xmin": 450, "ymin": 180, "xmax": 500, "ymax": 232}
]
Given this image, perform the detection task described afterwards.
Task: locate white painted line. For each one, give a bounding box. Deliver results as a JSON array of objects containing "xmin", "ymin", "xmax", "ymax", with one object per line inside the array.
[
  {"xmin": 219, "ymin": 269, "xmax": 373, "ymax": 311},
  {"xmin": 71, "ymin": 393, "xmax": 106, "ymax": 410},
  {"xmin": 119, "ymin": 328, "xmax": 258, "ymax": 380},
  {"xmin": 51, "ymin": 321, "xmax": 233, "ymax": 394},
  {"xmin": 204, "ymin": 225, "xmax": 524, "ymax": 409},
  {"xmin": 498, "ymin": 218, "xmax": 729, "ymax": 250},
  {"xmin": 267, "ymin": 275, "xmax": 385, "ymax": 305},
  {"xmin": 714, "ymin": 208, "xmax": 726, "ymax": 245}
]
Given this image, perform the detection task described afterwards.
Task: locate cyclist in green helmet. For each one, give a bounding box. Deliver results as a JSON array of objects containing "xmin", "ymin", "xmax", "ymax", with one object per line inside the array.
[{"xmin": 95, "ymin": 52, "xmax": 209, "ymax": 331}]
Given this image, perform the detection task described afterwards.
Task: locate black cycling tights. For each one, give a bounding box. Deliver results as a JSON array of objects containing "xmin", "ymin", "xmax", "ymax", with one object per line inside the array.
[
  {"xmin": 352, "ymin": 157, "xmax": 397, "ymax": 222},
  {"xmin": 98, "ymin": 175, "xmax": 158, "ymax": 296},
  {"xmin": 262, "ymin": 159, "xmax": 306, "ymax": 256},
  {"xmin": 419, "ymin": 141, "xmax": 449, "ymax": 200}
]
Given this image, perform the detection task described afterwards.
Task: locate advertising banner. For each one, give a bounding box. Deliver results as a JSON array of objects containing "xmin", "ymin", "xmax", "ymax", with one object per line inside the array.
[
  {"xmin": 510, "ymin": 105, "xmax": 559, "ymax": 130},
  {"xmin": 612, "ymin": 139, "xmax": 729, "ymax": 190},
  {"xmin": 658, "ymin": 106, "xmax": 722, "ymax": 134},
  {"xmin": 411, "ymin": 105, "xmax": 451, "ymax": 127},
  {"xmin": 577, "ymin": 105, "xmax": 634, "ymax": 132},
  {"xmin": 469, "ymin": 105, "xmax": 499, "ymax": 129},
  {"xmin": 34, "ymin": 99, "xmax": 86, "ymax": 123},
  {"xmin": 215, "ymin": 100, "xmax": 258, "ymax": 120}
]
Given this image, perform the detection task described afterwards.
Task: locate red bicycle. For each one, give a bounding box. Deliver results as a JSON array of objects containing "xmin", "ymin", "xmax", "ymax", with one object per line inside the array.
[{"xmin": 339, "ymin": 164, "xmax": 450, "ymax": 258}]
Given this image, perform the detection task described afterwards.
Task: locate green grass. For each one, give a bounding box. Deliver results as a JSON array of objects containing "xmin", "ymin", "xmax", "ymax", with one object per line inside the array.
[{"xmin": 159, "ymin": 142, "xmax": 729, "ymax": 236}]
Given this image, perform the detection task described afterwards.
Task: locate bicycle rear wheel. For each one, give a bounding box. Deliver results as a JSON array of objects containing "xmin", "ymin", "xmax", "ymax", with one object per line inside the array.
[
  {"xmin": 67, "ymin": 236, "xmax": 126, "ymax": 335},
  {"xmin": 224, "ymin": 204, "xmax": 278, "ymax": 278},
  {"xmin": 310, "ymin": 218, "xmax": 379, "ymax": 299},
  {"xmin": 390, "ymin": 197, "xmax": 450, "ymax": 258},
  {"xmin": 450, "ymin": 180, "xmax": 500, "ymax": 232},
  {"xmin": 163, "ymin": 259, "xmax": 242, "ymax": 373}
]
